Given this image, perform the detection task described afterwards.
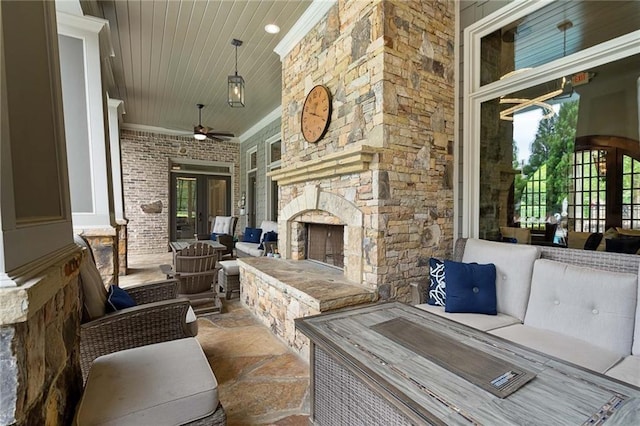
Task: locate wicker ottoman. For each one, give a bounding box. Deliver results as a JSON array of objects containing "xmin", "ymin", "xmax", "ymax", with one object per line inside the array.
[
  {"xmin": 218, "ymin": 260, "xmax": 240, "ymax": 299},
  {"xmin": 75, "ymin": 338, "xmax": 226, "ymax": 425}
]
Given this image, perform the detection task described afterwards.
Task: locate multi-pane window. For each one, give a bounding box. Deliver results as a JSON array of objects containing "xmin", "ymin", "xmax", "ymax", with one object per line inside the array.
[
  {"xmin": 569, "ymin": 150, "xmax": 606, "ymax": 232},
  {"xmin": 622, "ymin": 155, "xmax": 640, "ymax": 229},
  {"xmin": 519, "ymin": 164, "xmax": 547, "ymax": 230}
]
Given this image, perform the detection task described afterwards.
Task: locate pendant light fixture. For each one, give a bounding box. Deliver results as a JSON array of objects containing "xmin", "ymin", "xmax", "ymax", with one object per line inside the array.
[{"xmin": 228, "ymin": 39, "xmax": 245, "ymax": 108}]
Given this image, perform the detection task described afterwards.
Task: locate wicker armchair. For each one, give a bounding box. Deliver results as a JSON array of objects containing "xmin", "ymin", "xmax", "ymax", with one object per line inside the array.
[{"xmin": 76, "ymin": 236, "xmax": 197, "ymax": 382}]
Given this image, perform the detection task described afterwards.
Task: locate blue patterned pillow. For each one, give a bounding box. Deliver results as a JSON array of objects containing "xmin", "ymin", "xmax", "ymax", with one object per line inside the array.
[{"xmin": 427, "ymin": 258, "xmax": 446, "ymax": 306}]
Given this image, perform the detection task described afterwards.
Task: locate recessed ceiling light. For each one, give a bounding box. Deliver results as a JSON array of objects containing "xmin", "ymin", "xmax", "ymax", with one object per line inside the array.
[{"xmin": 265, "ymin": 24, "xmax": 280, "ymax": 34}]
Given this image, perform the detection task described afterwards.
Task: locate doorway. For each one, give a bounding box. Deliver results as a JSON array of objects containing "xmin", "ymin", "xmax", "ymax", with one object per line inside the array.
[{"xmin": 170, "ymin": 173, "xmax": 231, "ymax": 241}]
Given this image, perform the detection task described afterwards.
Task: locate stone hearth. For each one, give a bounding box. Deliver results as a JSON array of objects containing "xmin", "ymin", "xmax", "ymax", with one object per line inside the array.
[{"xmin": 238, "ymin": 257, "xmax": 377, "ymax": 357}]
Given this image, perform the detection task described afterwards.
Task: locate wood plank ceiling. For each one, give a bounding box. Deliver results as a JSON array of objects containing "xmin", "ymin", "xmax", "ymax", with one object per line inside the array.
[{"xmin": 90, "ymin": 0, "xmax": 311, "ymax": 138}]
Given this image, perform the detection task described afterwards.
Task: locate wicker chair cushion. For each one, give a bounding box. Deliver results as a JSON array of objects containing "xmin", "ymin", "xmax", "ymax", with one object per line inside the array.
[
  {"xmin": 76, "ymin": 338, "xmax": 219, "ymax": 425},
  {"xmin": 79, "ymin": 258, "xmax": 107, "ymax": 321},
  {"xmin": 211, "ymin": 216, "xmax": 233, "ymax": 234}
]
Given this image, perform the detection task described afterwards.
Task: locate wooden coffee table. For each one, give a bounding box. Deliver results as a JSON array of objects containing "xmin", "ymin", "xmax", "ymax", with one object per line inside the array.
[{"xmin": 296, "ymin": 302, "xmax": 640, "ymax": 425}]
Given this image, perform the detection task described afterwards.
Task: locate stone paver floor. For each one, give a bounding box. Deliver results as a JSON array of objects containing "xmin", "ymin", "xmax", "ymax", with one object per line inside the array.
[{"xmin": 121, "ymin": 253, "xmax": 310, "ymax": 425}]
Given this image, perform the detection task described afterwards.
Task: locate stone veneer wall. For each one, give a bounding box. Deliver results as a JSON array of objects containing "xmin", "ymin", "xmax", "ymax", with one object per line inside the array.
[
  {"xmin": 242, "ymin": 269, "xmax": 319, "ymax": 360},
  {"xmin": 279, "ymin": 0, "xmax": 456, "ymax": 301},
  {"xmin": 0, "ymin": 252, "xmax": 83, "ymax": 425},
  {"xmin": 120, "ymin": 129, "xmax": 240, "ymax": 254},
  {"xmin": 78, "ymin": 229, "xmax": 118, "ymax": 286}
]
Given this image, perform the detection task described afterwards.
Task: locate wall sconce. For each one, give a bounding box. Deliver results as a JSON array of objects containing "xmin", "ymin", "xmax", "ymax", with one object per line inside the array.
[{"xmin": 228, "ymin": 39, "xmax": 245, "ymax": 108}]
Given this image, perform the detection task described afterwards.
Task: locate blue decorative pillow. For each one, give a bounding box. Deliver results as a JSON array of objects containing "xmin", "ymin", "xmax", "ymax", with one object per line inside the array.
[
  {"xmin": 106, "ymin": 286, "xmax": 136, "ymax": 313},
  {"xmin": 258, "ymin": 231, "xmax": 278, "ymax": 250},
  {"xmin": 427, "ymin": 258, "xmax": 446, "ymax": 306},
  {"xmin": 242, "ymin": 228, "xmax": 263, "ymax": 243},
  {"xmin": 444, "ymin": 260, "xmax": 497, "ymax": 315},
  {"xmin": 210, "ymin": 232, "xmax": 218, "ymax": 241}
]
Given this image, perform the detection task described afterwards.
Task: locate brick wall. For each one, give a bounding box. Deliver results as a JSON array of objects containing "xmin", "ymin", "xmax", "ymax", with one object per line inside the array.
[
  {"xmin": 120, "ymin": 130, "xmax": 240, "ymax": 254},
  {"xmin": 279, "ymin": 0, "xmax": 456, "ymax": 301}
]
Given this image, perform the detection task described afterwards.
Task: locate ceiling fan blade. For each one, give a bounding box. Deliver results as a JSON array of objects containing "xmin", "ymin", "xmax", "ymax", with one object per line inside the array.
[{"xmin": 206, "ymin": 130, "xmax": 234, "ymax": 138}]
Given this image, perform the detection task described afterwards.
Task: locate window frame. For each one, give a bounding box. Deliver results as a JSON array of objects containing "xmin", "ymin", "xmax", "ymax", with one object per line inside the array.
[{"xmin": 462, "ymin": 0, "xmax": 640, "ymax": 238}]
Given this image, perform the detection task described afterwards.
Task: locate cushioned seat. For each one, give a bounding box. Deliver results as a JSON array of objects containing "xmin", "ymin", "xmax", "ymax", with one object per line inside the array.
[
  {"xmin": 606, "ymin": 356, "xmax": 640, "ymax": 387},
  {"xmin": 218, "ymin": 260, "xmax": 240, "ymax": 299},
  {"xmin": 75, "ymin": 338, "xmax": 225, "ymax": 425},
  {"xmin": 415, "ymin": 304, "xmax": 520, "ymax": 331},
  {"xmin": 490, "ymin": 324, "xmax": 622, "ymax": 374}
]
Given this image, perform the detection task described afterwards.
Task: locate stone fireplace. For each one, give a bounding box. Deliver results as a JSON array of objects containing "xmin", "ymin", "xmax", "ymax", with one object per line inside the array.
[
  {"xmin": 269, "ymin": 1, "xmax": 457, "ymax": 302},
  {"xmin": 239, "ymin": 0, "xmax": 456, "ymax": 356}
]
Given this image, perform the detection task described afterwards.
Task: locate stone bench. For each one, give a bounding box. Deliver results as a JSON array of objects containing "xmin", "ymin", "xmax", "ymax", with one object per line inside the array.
[
  {"xmin": 218, "ymin": 260, "xmax": 240, "ymax": 299},
  {"xmin": 74, "ymin": 338, "xmax": 226, "ymax": 425}
]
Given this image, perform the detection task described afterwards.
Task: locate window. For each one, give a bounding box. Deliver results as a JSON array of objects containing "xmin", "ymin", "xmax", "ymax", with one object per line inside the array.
[
  {"xmin": 463, "ymin": 0, "xmax": 640, "ymax": 244},
  {"xmin": 266, "ymin": 136, "xmax": 281, "ymax": 220}
]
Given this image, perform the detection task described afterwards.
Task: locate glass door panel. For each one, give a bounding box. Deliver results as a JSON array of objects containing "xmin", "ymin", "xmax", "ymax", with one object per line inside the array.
[
  {"xmin": 171, "ymin": 173, "xmax": 231, "ymax": 242},
  {"xmin": 175, "ymin": 176, "xmax": 197, "ymax": 241}
]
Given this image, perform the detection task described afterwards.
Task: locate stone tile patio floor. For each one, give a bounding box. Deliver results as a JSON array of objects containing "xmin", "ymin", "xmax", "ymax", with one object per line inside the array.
[{"xmin": 120, "ymin": 253, "xmax": 310, "ymax": 425}]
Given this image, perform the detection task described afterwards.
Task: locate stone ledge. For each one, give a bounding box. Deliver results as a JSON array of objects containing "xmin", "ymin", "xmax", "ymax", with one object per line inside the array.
[
  {"xmin": 267, "ymin": 145, "xmax": 380, "ymax": 186},
  {"xmin": 238, "ymin": 258, "xmax": 377, "ymax": 311}
]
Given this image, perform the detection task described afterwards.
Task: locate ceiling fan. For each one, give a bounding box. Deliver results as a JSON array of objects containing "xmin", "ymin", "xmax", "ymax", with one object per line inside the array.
[{"xmin": 193, "ymin": 104, "xmax": 234, "ymax": 141}]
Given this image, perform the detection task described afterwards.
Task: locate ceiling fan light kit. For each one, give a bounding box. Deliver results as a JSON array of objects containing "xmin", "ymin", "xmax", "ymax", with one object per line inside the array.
[
  {"xmin": 193, "ymin": 104, "xmax": 235, "ymax": 141},
  {"xmin": 228, "ymin": 39, "xmax": 245, "ymax": 108}
]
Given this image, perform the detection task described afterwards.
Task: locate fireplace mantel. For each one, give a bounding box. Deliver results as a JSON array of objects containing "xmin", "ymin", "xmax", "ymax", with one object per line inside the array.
[{"xmin": 267, "ymin": 145, "xmax": 380, "ymax": 185}]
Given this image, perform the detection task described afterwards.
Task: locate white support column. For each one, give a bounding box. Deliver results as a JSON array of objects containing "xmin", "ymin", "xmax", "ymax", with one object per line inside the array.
[
  {"xmin": 57, "ymin": 11, "xmax": 115, "ymax": 230},
  {"xmin": 108, "ymin": 98, "xmax": 126, "ymax": 223}
]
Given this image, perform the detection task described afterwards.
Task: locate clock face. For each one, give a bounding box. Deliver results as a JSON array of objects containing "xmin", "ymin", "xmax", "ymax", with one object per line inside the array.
[{"xmin": 301, "ymin": 85, "xmax": 332, "ymax": 143}]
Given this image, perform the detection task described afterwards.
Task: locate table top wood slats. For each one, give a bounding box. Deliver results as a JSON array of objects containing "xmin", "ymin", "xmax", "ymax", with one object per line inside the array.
[{"xmin": 296, "ymin": 302, "xmax": 640, "ymax": 425}]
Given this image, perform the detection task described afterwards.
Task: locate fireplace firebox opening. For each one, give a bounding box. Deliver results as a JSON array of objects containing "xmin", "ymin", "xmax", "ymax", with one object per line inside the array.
[{"xmin": 305, "ymin": 223, "xmax": 344, "ymax": 269}]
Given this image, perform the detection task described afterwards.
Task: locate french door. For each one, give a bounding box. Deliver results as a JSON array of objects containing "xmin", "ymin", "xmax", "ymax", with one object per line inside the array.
[{"xmin": 170, "ymin": 173, "xmax": 231, "ymax": 241}]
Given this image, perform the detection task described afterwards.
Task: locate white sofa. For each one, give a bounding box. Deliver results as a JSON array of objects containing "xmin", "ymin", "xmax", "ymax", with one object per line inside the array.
[
  {"xmin": 414, "ymin": 238, "xmax": 640, "ymax": 387},
  {"xmin": 235, "ymin": 220, "xmax": 278, "ymax": 257}
]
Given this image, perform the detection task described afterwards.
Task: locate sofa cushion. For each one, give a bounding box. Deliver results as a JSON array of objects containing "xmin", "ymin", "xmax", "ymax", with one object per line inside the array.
[
  {"xmin": 258, "ymin": 220, "xmax": 278, "ymax": 242},
  {"xmin": 106, "ymin": 285, "xmax": 136, "ymax": 312},
  {"xmin": 219, "ymin": 260, "xmax": 240, "ymax": 275},
  {"xmin": 235, "ymin": 242, "xmax": 264, "ymax": 257},
  {"xmin": 76, "ymin": 338, "xmax": 218, "ymax": 425},
  {"xmin": 243, "ymin": 227, "xmax": 262, "ymax": 243},
  {"xmin": 524, "ymin": 259, "xmax": 637, "ymax": 356},
  {"xmin": 605, "ymin": 356, "xmax": 640, "ymax": 387},
  {"xmin": 490, "ymin": 324, "xmax": 622, "ymax": 374},
  {"xmin": 211, "ymin": 216, "xmax": 233, "ymax": 234},
  {"xmin": 415, "ymin": 304, "xmax": 520, "ymax": 331},
  {"xmin": 79, "ymin": 258, "xmax": 108, "ymax": 321},
  {"xmin": 427, "ymin": 258, "xmax": 446, "ymax": 306},
  {"xmin": 462, "ymin": 238, "xmax": 540, "ymax": 321},
  {"xmin": 444, "ymin": 260, "xmax": 497, "ymax": 315}
]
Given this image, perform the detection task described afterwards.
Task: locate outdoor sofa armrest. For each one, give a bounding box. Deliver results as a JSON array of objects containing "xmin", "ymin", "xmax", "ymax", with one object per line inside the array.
[
  {"xmin": 79, "ymin": 297, "xmax": 192, "ymax": 381},
  {"xmin": 125, "ymin": 279, "xmax": 179, "ymax": 304},
  {"xmin": 410, "ymin": 280, "xmax": 429, "ymax": 305}
]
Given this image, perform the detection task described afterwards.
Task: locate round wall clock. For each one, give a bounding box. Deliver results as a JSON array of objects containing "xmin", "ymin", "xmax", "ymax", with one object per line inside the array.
[{"xmin": 301, "ymin": 85, "xmax": 332, "ymax": 143}]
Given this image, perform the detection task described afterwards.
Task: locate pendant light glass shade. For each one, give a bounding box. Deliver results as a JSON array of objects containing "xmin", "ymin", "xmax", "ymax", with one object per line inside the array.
[{"xmin": 228, "ymin": 39, "xmax": 245, "ymax": 107}]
